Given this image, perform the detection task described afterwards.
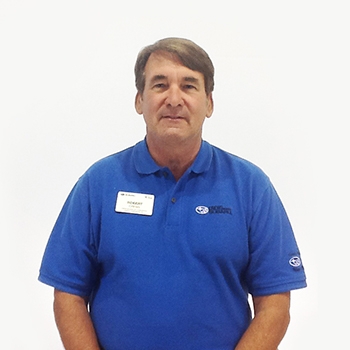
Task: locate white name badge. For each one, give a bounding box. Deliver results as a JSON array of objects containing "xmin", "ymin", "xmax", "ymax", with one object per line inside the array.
[{"xmin": 115, "ymin": 191, "xmax": 155, "ymax": 216}]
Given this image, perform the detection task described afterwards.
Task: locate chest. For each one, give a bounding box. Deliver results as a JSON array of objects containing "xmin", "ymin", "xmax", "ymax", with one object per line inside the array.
[{"xmin": 94, "ymin": 173, "xmax": 251, "ymax": 275}]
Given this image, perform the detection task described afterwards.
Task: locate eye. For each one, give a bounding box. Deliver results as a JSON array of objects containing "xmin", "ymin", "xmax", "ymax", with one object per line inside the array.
[
  {"xmin": 183, "ymin": 84, "xmax": 196, "ymax": 90},
  {"xmin": 152, "ymin": 83, "xmax": 167, "ymax": 90}
]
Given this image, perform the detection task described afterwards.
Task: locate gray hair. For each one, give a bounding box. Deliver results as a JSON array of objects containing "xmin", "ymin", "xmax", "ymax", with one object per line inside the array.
[{"xmin": 134, "ymin": 37, "xmax": 214, "ymax": 95}]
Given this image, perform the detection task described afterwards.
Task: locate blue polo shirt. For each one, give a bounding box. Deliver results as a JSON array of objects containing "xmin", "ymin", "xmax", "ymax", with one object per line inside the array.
[{"xmin": 39, "ymin": 140, "xmax": 306, "ymax": 350}]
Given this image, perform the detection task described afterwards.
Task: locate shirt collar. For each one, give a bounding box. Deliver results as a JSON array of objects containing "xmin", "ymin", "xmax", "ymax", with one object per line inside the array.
[
  {"xmin": 133, "ymin": 139, "xmax": 213, "ymax": 175},
  {"xmin": 133, "ymin": 139, "xmax": 161, "ymax": 175},
  {"xmin": 190, "ymin": 140, "xmax": 213, "ymax": 174}
]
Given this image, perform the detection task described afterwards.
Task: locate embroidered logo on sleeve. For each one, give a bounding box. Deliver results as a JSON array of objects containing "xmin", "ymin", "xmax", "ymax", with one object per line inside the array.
[{"xmin": 289, "ymin": 256, "xmax": 302, "ymax": 267}]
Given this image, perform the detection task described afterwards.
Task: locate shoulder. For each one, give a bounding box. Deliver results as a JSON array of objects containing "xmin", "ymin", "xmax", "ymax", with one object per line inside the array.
[
  {"xmin": 85, "ymin": 143, "xmax": 137, "ymax": 177},
  {"xmin": 208, "ymin": 143, "xmax": 270, "ymax": 184},
  {"xmin": 71, "ymin": 143, "xmax": 140, "ymax": 192}
]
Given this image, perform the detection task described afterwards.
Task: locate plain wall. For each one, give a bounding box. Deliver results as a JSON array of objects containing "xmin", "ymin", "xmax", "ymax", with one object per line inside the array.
[{"xmin": 2, "ymin": 0, "xmax": 347, "ymax": 348}]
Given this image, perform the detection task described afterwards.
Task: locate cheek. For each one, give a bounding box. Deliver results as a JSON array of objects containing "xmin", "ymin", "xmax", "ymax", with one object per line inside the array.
[
  {"xmin": 143, "ymin": 96, "xmax": 162, "ymax": 113},
  {"xmin": 192, "ymin": 100, "xmax": 211, "ymax": 118}
]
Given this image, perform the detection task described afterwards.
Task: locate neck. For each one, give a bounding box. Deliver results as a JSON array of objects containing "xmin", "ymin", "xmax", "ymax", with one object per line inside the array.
[{"xmin": 146, "ymin": 135, "xmax": 202, "ymax": 181}]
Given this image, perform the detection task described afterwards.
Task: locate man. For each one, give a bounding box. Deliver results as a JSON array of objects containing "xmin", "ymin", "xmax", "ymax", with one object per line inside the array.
[{"xmin": 39, "ymin": 37, "xmax": 307, "ymax": 349}]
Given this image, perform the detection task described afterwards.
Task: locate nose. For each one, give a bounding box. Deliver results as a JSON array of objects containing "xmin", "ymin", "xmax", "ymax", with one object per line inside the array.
[{"xmin": 165, "ymin": 85, "xmax": 183, "ymax": 107}]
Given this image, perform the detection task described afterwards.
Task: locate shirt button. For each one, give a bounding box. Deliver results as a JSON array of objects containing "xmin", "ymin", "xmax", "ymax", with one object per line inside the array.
[
  {"xmin": 171, "ymin": 197, "xmax": 176, "ymax": 203},
  {"xmin": 163, "ymin": 171, "xmax": 168, "ymax": 178}
]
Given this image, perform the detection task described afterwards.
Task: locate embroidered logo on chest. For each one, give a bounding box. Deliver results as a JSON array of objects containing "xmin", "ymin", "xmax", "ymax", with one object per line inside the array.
[{"xmin": 195, "ymin": 205, "xmax": 232, "ymax": 215}]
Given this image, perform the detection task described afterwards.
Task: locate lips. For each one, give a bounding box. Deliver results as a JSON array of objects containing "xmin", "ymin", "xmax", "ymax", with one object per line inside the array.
[
  {"xmin": 163, "ymin": 116, "xmax": 182, "ymax": 119},
  {"xmin": 161, "ymin": 114, "xmax": 185, "ymax": 120}
]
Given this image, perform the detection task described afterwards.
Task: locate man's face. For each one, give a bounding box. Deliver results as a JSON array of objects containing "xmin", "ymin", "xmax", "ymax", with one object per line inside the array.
[{"xmin": 135, "ymin": 52, "xmax": 213, "ymax": 146}]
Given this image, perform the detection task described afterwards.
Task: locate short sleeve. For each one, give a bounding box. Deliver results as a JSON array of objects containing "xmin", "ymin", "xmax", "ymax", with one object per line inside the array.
[
  {"xmin": 245, "ymin": 183, "xmax": 306, "ymax": 296},
  {"xmin": 38, "ymin": 174, "xmax": 99, "ymax": 297}
]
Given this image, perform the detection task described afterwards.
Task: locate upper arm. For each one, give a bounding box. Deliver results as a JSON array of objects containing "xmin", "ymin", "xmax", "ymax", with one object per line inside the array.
[
  {"xmin": 54, "ymin": 289, "xmax": 89, "ymax": 311},
  {"xmin": 235, "ymin": 292, "xmax": 292, "ymax": 349},
  {"xmin": 53, "ymin": 290, "xmax": 100, "ymax": 349},
  {"xmin": 252, "ymin": 292, "xmax": 291, "ymax": 318}
]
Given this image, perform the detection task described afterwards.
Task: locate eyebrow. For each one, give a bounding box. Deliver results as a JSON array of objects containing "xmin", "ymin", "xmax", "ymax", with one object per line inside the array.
[
  {"xmin": 183, "ymin": 76, "xmax": 200, "ymax": 85},
  {"xmin": 149, "ymin": 75, "xmax": 200, "ymax": 85},
  {"xmin": 150, "ymin": 75, "xmax": 167, "ymax": 84}
]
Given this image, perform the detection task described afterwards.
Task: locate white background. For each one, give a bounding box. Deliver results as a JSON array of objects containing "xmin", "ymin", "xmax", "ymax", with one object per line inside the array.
[{"xmin": 1, "ymin": 0, "xmax": 348, "ymax": 348}]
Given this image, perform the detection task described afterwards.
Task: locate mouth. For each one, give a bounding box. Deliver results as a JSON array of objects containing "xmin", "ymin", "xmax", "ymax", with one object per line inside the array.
[{"xmin": 162, "ymin": 115, "xmax": 185, "ymax": 120}]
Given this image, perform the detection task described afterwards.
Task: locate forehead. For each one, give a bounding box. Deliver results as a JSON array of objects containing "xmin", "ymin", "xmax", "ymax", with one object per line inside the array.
[{"xmin": 144, "ymin": 52, "xmax": 205, "ymax": 83}]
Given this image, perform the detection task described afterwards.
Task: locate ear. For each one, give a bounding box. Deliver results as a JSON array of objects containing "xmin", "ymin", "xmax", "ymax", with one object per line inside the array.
[
  {"xmin": 206, "ymin": 93, "xmax": 214, "ymax": 118},
  {"xmin": 135, "ymin": 92, "xmax": 143, "ymax": 115}
]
